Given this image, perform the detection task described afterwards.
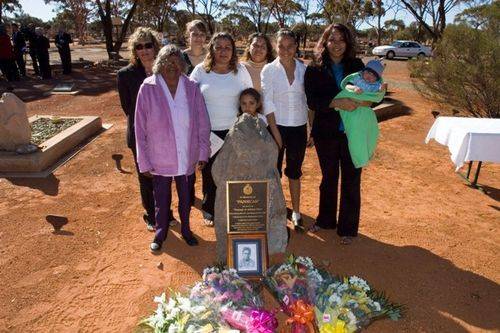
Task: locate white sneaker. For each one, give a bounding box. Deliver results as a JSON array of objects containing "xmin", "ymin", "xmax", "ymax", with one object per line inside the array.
[{"xmin": 169, "ymin": 219, "xmax": 178, "ymax": 227}]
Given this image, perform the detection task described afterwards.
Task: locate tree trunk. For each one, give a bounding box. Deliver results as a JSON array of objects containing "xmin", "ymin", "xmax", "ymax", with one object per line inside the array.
[
  {"xmin": 113, "ymin": 0, "xmax": 138, "ymax": 55},
  {"xmin": 96, "ymin": 0, "xmax": 114, "ymax": 59},
  {"xmin": 438, "ymin": 0, "xmax": 446, "ymax": 34}
]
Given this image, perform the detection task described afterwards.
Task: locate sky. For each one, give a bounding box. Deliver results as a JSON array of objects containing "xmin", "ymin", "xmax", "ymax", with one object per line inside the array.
[{"xmin": 17, "ymin": 0, "xmax": 465, "ymax": 28}]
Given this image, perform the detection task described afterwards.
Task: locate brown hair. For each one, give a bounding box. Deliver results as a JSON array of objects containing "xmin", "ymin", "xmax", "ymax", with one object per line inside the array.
[
  {"xmin": 238, "ymin": 88, "xmax": 263, "ymax": 116},
  {"xmin": 185, "ymin": 19, "xmax": 208, "ymax": 36},
  {"xmin": 203, "ymin": 32, "xmax": 238, "ymax": 73},
  {"xmin": 314, "ymin": 23, "xmax": 356, "ymax": 66},
  {"xmin": 128, "ymin": 27, "xmax": 161, "ymax": 66},
  {"xmin": 243, "ymin": 32, "xmax": 275, "ymax": 63}
]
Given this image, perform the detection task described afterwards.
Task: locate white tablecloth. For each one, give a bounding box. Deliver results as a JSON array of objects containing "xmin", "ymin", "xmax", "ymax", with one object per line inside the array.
[{"xmin": 425, "ymin": 117, "xmax": 500, "ymax": 170}]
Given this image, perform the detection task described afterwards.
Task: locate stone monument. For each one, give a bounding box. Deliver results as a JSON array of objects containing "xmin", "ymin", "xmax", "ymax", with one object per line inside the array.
[
  {"xmin": 212, "ymin": 113, "xmax": 288, "ymax": 262},
  {"xmin": 0, "ymin": 93, "xmax": 31, "ymax": 151}
]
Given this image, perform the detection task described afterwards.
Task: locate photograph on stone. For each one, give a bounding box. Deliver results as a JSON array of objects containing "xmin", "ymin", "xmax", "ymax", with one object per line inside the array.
[{"xmin": 227, "ymin": 233, "xmax": 267, "ymax": 278}]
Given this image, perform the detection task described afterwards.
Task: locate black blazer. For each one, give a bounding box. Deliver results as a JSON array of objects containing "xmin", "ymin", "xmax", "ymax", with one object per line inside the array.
[
  {"xmin": 55, "ymin": 32, "xmax": 72, "ymax": 51},
  {"xmin": 117, "ymin": 64, "xmax": 147, "ymax": 149},
  {"xmin": 12, "ymin": 31, "xmax": 26, "ymax": 52},
  {"xmin": 304, "ymin": 58, "xmax": 364, "ymax": 140}
]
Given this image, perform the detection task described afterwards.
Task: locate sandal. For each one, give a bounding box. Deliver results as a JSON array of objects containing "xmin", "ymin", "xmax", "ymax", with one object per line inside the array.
[
  {"xmin": 308, "ymin": 224, "xmax": 321, "ymax": 233},
  {"xmin": 340, "ymin": 236, "xmax": 353, "ymax": 245},
  {"xmin": 203, "ymin": 219, "xmax": 214, "ymax": 227}
]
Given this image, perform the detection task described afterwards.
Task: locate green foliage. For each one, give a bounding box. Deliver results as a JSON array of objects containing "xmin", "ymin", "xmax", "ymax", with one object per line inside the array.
[
  {"xmin": 455, "ymin": 0, "xmax": 500, "ymax": 32},
  {"xmin": 410, "ymin": 24, "xmax": 500, "ymax": 118}
]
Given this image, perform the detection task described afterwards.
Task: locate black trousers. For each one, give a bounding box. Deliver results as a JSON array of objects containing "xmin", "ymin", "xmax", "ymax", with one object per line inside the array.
[
  {"xmin": 131, "ymin": 147, "xmax": 173, "ymax": 224},
  {"xmin": 201, "ymin": 129, "xmax": 228, "ymax": 219},
  {"xmin": 58, "ymin": 48, "xmax": 71, "ymax": 74},
  {"xmin": 0, "ymin": 59, "xmax": 18, "ymax": 81},
  {"xmin": 315, "ymin": 134, "xmax": 362, "ymax": 237},
  {"xmin": 29, "ymin": 51, "xmax": 40, "ymax": 75},
  {"xmin": 37, "ymin": 52, "xmax": 51, "ymax": 79},
  {"xmin": 14, "ymin": 52, "xmax": 25, "ymax": 76}
]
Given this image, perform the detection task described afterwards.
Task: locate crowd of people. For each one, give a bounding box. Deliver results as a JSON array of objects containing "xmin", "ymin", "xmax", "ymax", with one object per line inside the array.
[
  {"xmin": 117, "ymin": 21, "xmax": 379, "ymax": 253},
  {"xmin": 0, "ymin": 23, "xmax": 73, "ymax": 82}
]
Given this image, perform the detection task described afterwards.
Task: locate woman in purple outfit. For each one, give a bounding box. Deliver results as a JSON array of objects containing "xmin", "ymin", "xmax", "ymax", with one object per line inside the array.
[{"xmin": 135, "ymin": 45, "xmax": 211, "ymax": 252}]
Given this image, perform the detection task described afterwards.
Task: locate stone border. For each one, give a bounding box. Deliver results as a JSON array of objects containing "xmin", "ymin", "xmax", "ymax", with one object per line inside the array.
[{"xmin": 0, "ymin": 115, "xmax": 103, "ymax": 175}]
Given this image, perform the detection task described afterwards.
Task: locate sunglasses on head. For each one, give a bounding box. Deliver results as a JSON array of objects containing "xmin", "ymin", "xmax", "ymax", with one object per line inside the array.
[{"xmin": 135, "ymin": 42, "xmax": 154, "ymax": 51}]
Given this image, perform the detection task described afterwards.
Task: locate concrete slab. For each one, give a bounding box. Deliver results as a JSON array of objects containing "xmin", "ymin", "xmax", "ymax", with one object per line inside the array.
[{"xmin": 0, "ymin": 116, "xmax": 103, "ymax": 174}]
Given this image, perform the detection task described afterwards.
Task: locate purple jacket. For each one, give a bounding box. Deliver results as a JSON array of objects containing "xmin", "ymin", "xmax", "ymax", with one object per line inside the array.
[{"xmin": 135, "ymin": 74, "xmax": 211, "ymax": 176}]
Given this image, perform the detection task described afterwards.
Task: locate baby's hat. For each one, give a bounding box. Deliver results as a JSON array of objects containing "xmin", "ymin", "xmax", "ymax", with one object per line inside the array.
[{"xmin": 364, "ymin": 59, "xmax": 384, "ymax": 79}]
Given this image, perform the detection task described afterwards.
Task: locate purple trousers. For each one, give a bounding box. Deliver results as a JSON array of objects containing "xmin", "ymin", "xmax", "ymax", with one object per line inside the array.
[{"xmin": 153, "ymin": 173, "xmax": 195, "ymax": 243}]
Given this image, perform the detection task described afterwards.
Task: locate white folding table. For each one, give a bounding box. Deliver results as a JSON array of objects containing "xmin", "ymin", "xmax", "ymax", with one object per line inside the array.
[{"xmin": 425, "ymin": 117, "xmax": 500, "ymax": 187}]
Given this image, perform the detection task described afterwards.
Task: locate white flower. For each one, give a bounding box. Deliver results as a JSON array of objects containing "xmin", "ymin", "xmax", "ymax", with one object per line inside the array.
[
  {"xmin": 328, "ymin": 293, "xmax": 342, "ymax": 306},
  {"xmin": 349, "ymin": 276, "xmax": 370, "ymax": 292},
  {"xmin": 372, "ymin": 301, "xmax": 381, "ymax": 312},
  {"xmin": 296, "ymin": 256, "xmax": 314, "ymax": 268}
]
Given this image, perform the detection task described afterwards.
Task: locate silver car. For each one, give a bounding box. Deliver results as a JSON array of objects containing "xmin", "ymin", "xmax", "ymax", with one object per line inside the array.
[{"xmin": 372, "ymin": 40, "xmax": 432, "ymax": 59}]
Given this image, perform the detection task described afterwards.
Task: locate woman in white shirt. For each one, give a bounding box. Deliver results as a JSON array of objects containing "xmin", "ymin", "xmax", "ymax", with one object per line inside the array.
[
  {"xmin": 261, "ymin": 29, "xmax": 308, "ymax": 229},
  {"xmin": 190, "ymin": 32, "xmax": 253, "ymax": 226}
]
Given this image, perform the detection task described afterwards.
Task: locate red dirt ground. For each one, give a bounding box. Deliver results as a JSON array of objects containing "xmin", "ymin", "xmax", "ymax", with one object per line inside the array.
[{"xmin": 0, "ymin": 60, "xmax": 499, "ymax": 333}]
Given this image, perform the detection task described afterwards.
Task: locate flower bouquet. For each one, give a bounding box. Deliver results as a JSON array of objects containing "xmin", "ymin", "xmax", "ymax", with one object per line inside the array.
[
  {"xmin": 314, "ymin": 276, "xmax": 403, "ymax": 333},
  {"xmin": 264, "ymin": 255, "xmax": 329, "ymax": 333},
  {"xmin": 138, "ymin": 291, "xmax": 228, "ymax": 333},
  {"xmin": 191, "ymin": 267, "xmax": 278, "ymax": 333}
]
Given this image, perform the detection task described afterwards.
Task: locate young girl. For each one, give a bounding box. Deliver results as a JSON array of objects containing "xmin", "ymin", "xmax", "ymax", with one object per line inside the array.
[{"xmin": 238, "ymin": 87, "xmax": 267, "ymax": 124}]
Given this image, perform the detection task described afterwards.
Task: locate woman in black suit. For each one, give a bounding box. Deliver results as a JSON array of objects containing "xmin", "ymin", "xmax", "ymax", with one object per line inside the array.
[
  {"xmin": 304, "ymin": 23, "xmax": 369, "ymax": 245},
  {"xmin": 117, "ymin": 27, "xmax": 175, "ymax": 231}
]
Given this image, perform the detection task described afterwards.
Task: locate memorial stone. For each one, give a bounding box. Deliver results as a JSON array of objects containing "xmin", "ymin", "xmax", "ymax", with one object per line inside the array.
[
  {"xmin": 212, "ymin": 113, "xmax": 288, "ymax": 262},
  {"xmin": 0, "ymin": 93, "xmax": 31, "ymax": 151}
]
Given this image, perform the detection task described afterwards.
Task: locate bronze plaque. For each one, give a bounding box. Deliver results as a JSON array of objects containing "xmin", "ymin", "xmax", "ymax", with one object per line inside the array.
[{"xmin": 226, "ymin": 180, "xmax": 268, "ymax": 233}]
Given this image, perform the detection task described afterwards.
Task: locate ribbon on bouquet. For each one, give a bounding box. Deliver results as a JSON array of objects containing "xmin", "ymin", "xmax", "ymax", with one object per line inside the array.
[
  {"xmin": 248, "ymin": 309, "xmax": 278, "ymax": 333},
  {"xmin": 286, "ymin": 300, "xmax": 316, "ymax": 333}
]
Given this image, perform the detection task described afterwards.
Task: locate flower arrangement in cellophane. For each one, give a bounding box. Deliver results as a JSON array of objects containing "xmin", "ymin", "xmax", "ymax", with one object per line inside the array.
[
  {"xmin": 314, "ymin": 276, "xmax": 403, "ymax": 333},
  {"xmin": 264, "ymin": 255, "xmax": 329, "ymax": 333}
]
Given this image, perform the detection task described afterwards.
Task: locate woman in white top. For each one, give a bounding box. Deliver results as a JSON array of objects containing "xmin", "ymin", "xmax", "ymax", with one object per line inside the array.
[
  {"xmin": 261, "ymin": 29, "xmax": 309, "ymax": 229},
  {"xmin": 190, "ymin": 32, "xmax": 253, "ymax": 226}
]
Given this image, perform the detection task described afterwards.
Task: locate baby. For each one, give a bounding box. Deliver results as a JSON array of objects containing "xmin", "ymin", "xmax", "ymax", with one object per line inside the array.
[{"xmin": 346, "ymin": 59, "xmax": 388, "ymax": 94}]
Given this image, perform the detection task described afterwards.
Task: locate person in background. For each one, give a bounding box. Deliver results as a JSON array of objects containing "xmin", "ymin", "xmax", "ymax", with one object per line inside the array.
[
  {"xmin": 0, "ymin": 24, "xmax": 18, "ymax": 82},
  {"xmin": 134, "ymin": 45, "xmax": 211, "ymax": 251},
  {"xmin": 304, "ymin": 23, "xmax": 368, "ymax": 245},
  {"xmin": 189, "ymin": 32, "xmax": 253, "ymax": 227},
  {"xmin": 25, "ymin": 24, "xmax": 40, "ymax": 76},
  {"xmin": 34, "ymin": 27, "xmax": 51, "ymax": 79},
  {"xmin": 11, "ymin": 23, "xmax": 26, "ymax": 77},
  {"xmin": 117, "ymin": 27, "xmax": 176, "ymax": 231},
  {"xmin": 55, "ymin": 27, "xmax": 73, "ymax": 75},
  {"xmin": 261, "ymin": 29, "xmax": 308, "ymax": 229},
  {"xmin": 242, "ymin": 32, "xmax": 282, "ymax": 150},
  {"xmin": 182, "ymin": 20, "xmax": 208, "ymax": 76}
]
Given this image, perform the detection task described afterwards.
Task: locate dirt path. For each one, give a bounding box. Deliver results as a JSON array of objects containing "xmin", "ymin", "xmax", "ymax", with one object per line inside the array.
[{"xmin": 0, "ymin": 60, "xmax": 499, "ymax": 333}]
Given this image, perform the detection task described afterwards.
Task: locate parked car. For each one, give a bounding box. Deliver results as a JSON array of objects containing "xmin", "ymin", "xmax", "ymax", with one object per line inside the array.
[{"xmin": 372, "ymin": 41, "xmax": 432, "ymax": 59}]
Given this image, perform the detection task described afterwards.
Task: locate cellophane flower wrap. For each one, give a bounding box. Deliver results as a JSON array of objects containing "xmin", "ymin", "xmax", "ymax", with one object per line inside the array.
[
  {"xmin": 191, "ymin": 267, "xmax": 278, "ymax": 333},
  {"xmin": 138, "ymin": 291, "xmax": 227, "ymax": 333},
  {"xmin": 314, "ymin": 275, "xmax": 403, "ymax": 333},
  {"xmin": 264, "ymin": 255, "xmax": 328, "ymax": 333}
]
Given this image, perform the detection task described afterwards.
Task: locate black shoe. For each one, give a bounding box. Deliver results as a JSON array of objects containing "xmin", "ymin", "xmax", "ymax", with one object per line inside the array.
[
  {"xmin": 143, "ymin": 214, "xmax": 155, "ymax": 231},
  {"xmin": 182, "ymin": 235, "xmax": 199, "ymax": 246}
]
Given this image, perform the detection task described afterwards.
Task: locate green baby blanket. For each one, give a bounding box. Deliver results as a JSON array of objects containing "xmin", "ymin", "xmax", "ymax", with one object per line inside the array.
[{"xmin": 334, "ymin": 72, "xmax": 385, "ymax": 168}]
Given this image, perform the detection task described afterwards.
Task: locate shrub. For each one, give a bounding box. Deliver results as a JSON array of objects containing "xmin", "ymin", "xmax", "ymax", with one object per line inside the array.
[{"xmin": 409, "ymin": 24, "xmax": 499, "ymax": 118}]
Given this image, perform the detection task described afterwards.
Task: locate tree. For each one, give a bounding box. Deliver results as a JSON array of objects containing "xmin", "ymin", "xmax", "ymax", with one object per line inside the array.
[
  {"xmin": 47, "ymin": 0, "xmax": 93, "ymax": 44},
  {"xmin": 220, "ymin": 13, "xmax": 255, "ymax": 38},
  {"xmin": 266, "ymin": 0, "xmax": 302, "ymax": 28},
  {"xmin": 410, "ymin": 24, "xmax": 499, "ymax": 118},
  {"xmin": 317, "ymin": 0, "xmax": 369, "ymax": 29},
  {"xmin": 226, "ymin": 0, "xmax": 272, "ymax": 32},
  {"xmin": 197, "ymin": 0, "xmax": 226, "ymax": 34},
  {"xmin": 135, "ymin": 0, "xmax": 178, "ymax": 32},
  {"xmin": 0, "ymin": 0, "xmax": 20, "ymax": 23},
  {"xmin": 398, "ymin": 0, "xmax": 463, "ymax": 42},
  {"xmin": 364, "ymin": 0, "xmax": 397, "ymax": 45},
  {"xmin": 384, "ymin": 18, "xmax": 405, "ymax": 41},
  {"xmin": 455, "ymin": 0, "xmax": 499, "ymax": 31},
  {"xmin": 95, "ymin": 0, "xmax": 138, "ymax": 59}
]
